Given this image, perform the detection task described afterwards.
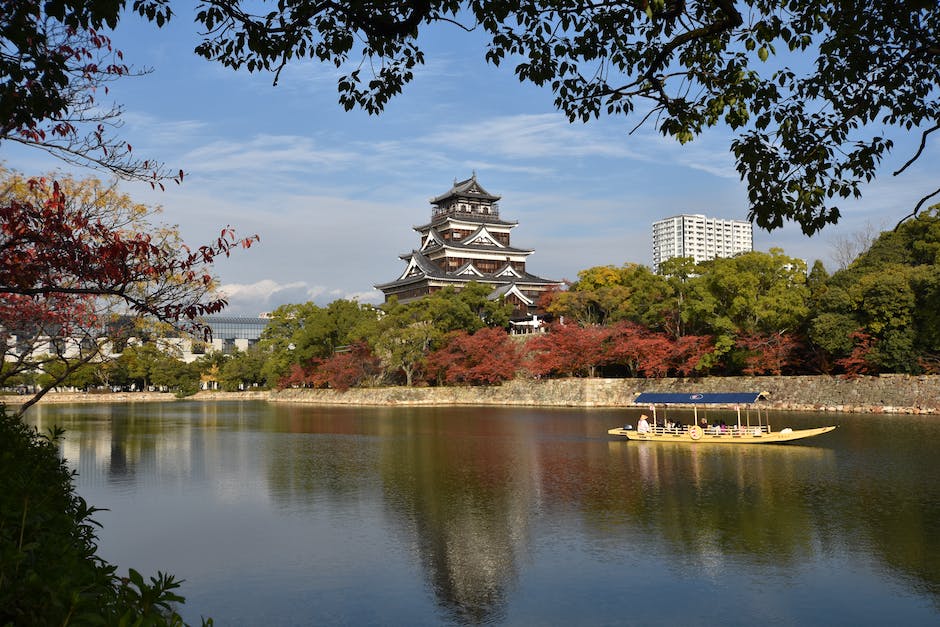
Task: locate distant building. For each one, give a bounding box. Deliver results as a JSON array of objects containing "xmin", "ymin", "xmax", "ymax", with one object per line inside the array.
[
  {"xmin": 652, "ymin": 214, "xmax": 753, "ymax": 270},
  {"xmin": 375, "ymin": 175, "xmax": 562, "ymax": 318},
  {"xmin": 2, "ymin": 314, "xmax": 271, "ymax": 366}
]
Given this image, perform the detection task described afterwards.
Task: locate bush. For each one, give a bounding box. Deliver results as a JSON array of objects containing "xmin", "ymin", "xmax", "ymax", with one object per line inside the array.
[{"xmin": 0, "ymin": 406, "xmax": 208, "ymax": 626}]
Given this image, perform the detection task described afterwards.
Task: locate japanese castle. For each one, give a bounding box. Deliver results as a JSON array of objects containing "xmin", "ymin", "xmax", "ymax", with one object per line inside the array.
[{"xmin": 375, "ymin": 175, "xmax": 562, "ymax": 317}]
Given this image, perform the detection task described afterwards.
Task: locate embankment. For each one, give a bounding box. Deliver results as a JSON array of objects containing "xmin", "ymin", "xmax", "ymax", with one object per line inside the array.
[
  {"xmin": 271, "ymin": 375, "xmax": 940, "ymax": 414},
  {"xmin": 4, "ymin": 375, "xmax": 939, "ymax": 414}
]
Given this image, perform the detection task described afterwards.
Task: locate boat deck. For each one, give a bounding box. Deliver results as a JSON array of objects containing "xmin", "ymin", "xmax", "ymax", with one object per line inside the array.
[{"xmin": 607, "ymin": 424, "xmax": 836, "ymax": 444}]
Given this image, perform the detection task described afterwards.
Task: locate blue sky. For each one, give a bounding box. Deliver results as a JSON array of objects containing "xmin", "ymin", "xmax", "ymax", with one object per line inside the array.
[{"xmin": 5, "ymin": 8, "xmax": 936, "ymax": 315}]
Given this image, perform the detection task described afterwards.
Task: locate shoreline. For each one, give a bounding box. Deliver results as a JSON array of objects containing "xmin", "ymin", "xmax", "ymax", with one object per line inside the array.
[{"xmin": 3, "ymin": 375, "xmax": 939, "ymax": 415}]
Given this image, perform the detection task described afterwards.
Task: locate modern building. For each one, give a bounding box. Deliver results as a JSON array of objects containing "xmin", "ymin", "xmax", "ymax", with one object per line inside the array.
[
  {"xmin": 2, "ymin": 314, "xmax": 271, "ymax": 366},
  {"xmin": 375, "ymin": 175, "xmax": 562, "ymax": 318},
  {"xmin": 652, "ymin": 214, "xmax": 753, "ymax": 270}
]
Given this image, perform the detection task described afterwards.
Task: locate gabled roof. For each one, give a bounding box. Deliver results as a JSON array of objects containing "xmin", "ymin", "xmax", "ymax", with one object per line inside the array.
[
  {"xmin": 430, "ymin": 173, "xmax": 501, "ymax": 204},
  {"xmin": 425, "ymin": 240, "xmax": 533, "ymax": 256},
  {"xmin": 455, "ymin": 262, "xmax": 484, "ymax": 277},
  {"xmin": 488, "ymin": 283, "xmax": 534, "ymax": 306},
  {"xmin": 394, "ymin": 252, "xmax": 441, "ymax": 282},
  {"xmin": 375, "ymin": 249, "xmax": 563, "ymax": 291},
  {"xmin": 416, "ymin": 214, "xmax": 519, "ymax": 231},
  {"xmin": 462, "ymin": 225, "xmax": 505, "ymax": 248},
  {"xmin": 494, "ymin": 263, "xmax": 523, "ymax": 279},
  {"xmin": 420, "ymin": 229, "xmax": 444, "ymax": 251}
]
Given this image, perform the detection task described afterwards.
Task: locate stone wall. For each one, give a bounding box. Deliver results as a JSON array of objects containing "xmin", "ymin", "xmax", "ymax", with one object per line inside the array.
[
  {"xmin": 272, "ymin": 375, "xmax": 940, "ymax": 414},
  {"xmin": 5, "ymin": 376, "xmax": 939, "ymax": 414}
]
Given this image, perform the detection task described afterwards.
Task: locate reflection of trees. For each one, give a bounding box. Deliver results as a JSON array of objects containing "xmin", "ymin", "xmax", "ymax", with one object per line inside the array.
[
  {"xmin": 29, "ymin": 401, "xmax": 262, "ymax": 491},
  {"xmin": 600, "ymin": 443, "xmax": 835, "ymax": 566},
  {"xmin": 583, "ymin": 417, "xmax": 940, "ymax": 608},
  {"xmin": 25, "ymin": 403, "xmax": 940, "ymax": 612},
  {"xmin": 262, "ymin": 406, "xmax": 380, "ymax": 509},
  {"xmin": 379, "ymin": 408, "xmax": 537, "ymax": 624}
]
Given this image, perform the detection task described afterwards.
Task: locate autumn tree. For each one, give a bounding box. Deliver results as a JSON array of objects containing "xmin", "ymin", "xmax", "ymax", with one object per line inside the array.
[
  {"xmin": 735, "ymin": 332, "xmax": 805, "ymax": 376},
  {"xmin": 603, "ymin": 321, "xmax": 715, "ymax": 377},
  {"xmin": 425, "ymin": 328, "xmax": 520, "ymax": 385},
  {"xmin": 525, "ymin": 322, "xmax": 607, "ymax": 378},
  {"xmin": 305, "ymin": 342, "xmax": 382, "ymax": 391},
  {"xmin": 257, "ymin": 299, "xmax": 381, "ymax": 386},
  {"xmin": 0, "ymin": 169, "xmax": 256, "ymax": 412}
]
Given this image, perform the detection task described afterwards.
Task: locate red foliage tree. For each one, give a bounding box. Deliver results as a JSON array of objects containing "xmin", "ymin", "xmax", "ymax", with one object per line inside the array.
[
  {"xmin": 835, "ymin": 331, "xmax": 877, "ymax": 378},
  {"xmin": 425, "ymin": 328, "xmax": 520, "ymax": 385},
  {"xmin": 604, "ymin": 321, "xmax": 651, "ymax": 376},
  {"xmin": 1, "ymin": 175, "xmax": 255, "ymax": 323},
  {"xmin": 525, "ymin": 323, "xmax": 607, "ymax": 378},
  {"xmin": 669, "ymin": 334, "xmax": 715, "ymax": 377},
  {"xmin": 604, "ymin": 322, "xmax": 714, "ymax": 377},
  {"xmin": 736, "ymin": 331, "xmax": 804, "ymax": 375},
  {"xmin": 278, "ymin": 362, "xmax": 314, "ymax": 389},
  {"xmin": 307, "ymin": 342, "xmax": 382, "ymax": 391}
]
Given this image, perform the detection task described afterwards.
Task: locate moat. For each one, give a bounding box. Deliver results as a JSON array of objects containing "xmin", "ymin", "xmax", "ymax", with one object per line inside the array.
[{"xmin": 28, "ymin": 401, "xmax": 940, "ymax": 625}]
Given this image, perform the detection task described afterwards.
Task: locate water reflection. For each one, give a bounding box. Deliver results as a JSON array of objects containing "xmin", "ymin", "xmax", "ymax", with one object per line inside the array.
[
  {"xmin": 378, "ymin": 409, "xmax": 538, "ymax": 623},
  {"xmin": 23, "ymin": 402, "xmax": 940, "ymax": 624}
]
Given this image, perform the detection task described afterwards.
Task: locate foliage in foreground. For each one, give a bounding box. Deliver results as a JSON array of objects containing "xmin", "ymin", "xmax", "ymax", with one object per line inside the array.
[{"xmin": 0, "ymin": 406, "xmax": 208, "ymax": 626}]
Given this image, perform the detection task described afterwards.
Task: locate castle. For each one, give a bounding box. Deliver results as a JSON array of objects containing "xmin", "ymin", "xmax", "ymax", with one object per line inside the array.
[{"xmin": 375, "ymin": 175, "xmax": 561, "ymax": 318}]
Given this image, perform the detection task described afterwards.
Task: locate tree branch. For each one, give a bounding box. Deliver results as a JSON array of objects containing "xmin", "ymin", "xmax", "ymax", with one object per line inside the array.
[{"xmin": 893, "ymin": 122, "xmax": 939, "ymax": 176}]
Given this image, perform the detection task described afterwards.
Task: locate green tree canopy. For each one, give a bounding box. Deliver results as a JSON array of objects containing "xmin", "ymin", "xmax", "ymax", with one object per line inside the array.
[
  {"xmin": 684, "ymin": 249, "xmax": 810, "ymax": 337},
  {"xmin": 546, "ymin": 263, "xmax": 672, "ymax": 327},
  {"xmin": 811, "ymin": 206, "xmax": 940, "ymax": 372}
]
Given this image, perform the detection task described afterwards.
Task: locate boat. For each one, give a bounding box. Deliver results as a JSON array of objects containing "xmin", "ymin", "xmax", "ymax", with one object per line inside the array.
[{"xmin": 607, "ymin": 392, "xmax": 836, "ymax": 444}]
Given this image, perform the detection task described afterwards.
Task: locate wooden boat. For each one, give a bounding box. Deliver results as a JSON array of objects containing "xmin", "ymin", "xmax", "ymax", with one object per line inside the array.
[{"xmin": 607, "ymin": 392, "xmax": 836, "ymax": 444}]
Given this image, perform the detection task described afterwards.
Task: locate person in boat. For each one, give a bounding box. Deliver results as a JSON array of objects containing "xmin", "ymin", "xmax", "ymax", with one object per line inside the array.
[{"xmin": 637, "ymin": 414, "xmax": 651, "ymax": 434}]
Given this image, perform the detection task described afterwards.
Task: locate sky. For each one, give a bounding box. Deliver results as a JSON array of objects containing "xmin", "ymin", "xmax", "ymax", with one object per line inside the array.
[{"xmin": 5, "ymin": 7, "xmax": 937, "ymax": 316}]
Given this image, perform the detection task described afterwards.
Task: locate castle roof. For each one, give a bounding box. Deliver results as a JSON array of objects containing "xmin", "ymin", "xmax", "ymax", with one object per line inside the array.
[
  {"xmin": 430, "ymin": 173, "xmax": 501, "ymax": 204},
  {"xmin": 374, "ymin": 251, "xmax": 559, "ymax": 291}
]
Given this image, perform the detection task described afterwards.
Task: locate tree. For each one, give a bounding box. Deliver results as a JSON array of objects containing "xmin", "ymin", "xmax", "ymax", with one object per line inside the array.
[
  {"xmin": 683, "ymin": 249, "xmax": 810, "ymax": 338},
  {"xmin": 305, "ymin": 342, "xmax": 382, "ymax": 391},
  {"xmin": 604, "ymin": 323, "xmax": 672, "ymax": 377},
  {"xmin": 525, "ymin": 322, "xmax": 607, "ymax": 378},
  {"xmin": 603, "ymin": 321, "xmax": 715, "ymax": 377},
  {"xmin": 735, "ymin": 331, "xmax": 805, "ymax": 375},
  {"xmin": 0, "ymin": 169, "xmax": 256, "ymax": 412},
  {"xmin": 808, "ymin": 207, "xmax": 940, "ymax": 373},
  {"xmin": 1, "ymin": 408, "xmax": 198, "ymax": 625},
  {"xmin": 1, "ymin": 0, "xmax": 180, "ymax": 184},
  {"xmin": 651, "ymin": 256, "xmax": 698, "ymax": 339},
  {"xmin": 545, "ymin": 264, "xmax": 672, "ymax": 327},
  {"xmin": 425, "ymin": 328, "xmax": 521, "ymax": 385},
  {"xmin": 178, "ymin": 1, "xmax": 938, "ymax": 234},
  {"xmin": 218, "ymin": 346, "xmax": 267, "ymax": 391},
  {"xmin": 258, "ymin": 299, "xmax": 381, "ymax": 386}
]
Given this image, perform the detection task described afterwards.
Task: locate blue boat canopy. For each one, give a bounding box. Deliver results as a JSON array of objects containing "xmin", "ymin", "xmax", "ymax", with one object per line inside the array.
[{"xmin": 634, "ymin": 392, "xmax": 765, "ymax": 405}]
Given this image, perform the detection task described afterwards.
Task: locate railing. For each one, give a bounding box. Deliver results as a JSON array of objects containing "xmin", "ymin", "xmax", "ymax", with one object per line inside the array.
[
  {"xmin": 642, "ymin": 425, "xmax": 771, "ymax": 437},
  {"xmin": 432, "ymin": 203, "xmax": 501, "ymax": 219}
]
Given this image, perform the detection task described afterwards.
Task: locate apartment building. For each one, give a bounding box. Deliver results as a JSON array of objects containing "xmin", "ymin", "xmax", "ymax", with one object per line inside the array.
[{"xmin": 652, "ymin": 214, "xmax": 753, "ymax": 271}]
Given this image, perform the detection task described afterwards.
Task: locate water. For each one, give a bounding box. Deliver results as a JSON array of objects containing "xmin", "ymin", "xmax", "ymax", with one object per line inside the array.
[{"xmin": 26, "ymin": 402, "xmax": 940, "ymax": 625}]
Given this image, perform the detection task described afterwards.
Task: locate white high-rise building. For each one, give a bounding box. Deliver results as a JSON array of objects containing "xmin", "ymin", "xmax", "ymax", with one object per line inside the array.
[{"xmin": 652, "ymin": 214, "xmax": 753, "ymax": 271}]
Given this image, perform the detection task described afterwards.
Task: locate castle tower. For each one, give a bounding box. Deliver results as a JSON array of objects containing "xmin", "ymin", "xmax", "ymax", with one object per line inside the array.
[{"xmin": 375, "ymin": 175, "xmax": 561, "ymax": 316}]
